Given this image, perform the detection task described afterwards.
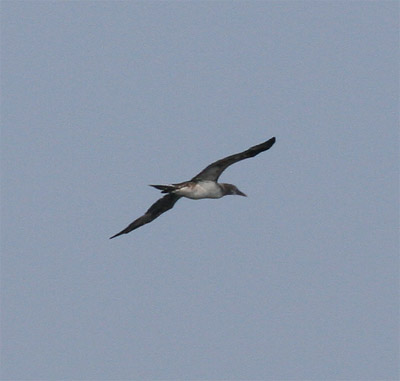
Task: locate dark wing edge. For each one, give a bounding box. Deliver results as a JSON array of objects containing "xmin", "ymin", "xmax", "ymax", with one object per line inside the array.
[
  {"xmin": 191, "ymin": 136, "xmax": 276, "ymax": 181},
  {"xmin": 109, "ymin": 193, "xmax": 181, "ymax": 239}
]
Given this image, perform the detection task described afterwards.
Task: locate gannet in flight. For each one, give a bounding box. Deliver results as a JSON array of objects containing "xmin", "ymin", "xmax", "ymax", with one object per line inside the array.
[{"xmin": 110, "ymin": 137, "xmax": 276, "ymax": 239}]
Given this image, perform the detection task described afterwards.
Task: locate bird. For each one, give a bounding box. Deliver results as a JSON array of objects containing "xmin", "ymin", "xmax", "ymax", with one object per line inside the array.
[{"xmin": 110, "ymin": 136, "xmax": 276, "ymax": 239}]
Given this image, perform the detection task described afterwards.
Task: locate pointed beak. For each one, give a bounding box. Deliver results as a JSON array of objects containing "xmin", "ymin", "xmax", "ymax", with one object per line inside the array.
[{"xmin": 236, "ymin": 189, "xmax": 247, "ymax": 197}]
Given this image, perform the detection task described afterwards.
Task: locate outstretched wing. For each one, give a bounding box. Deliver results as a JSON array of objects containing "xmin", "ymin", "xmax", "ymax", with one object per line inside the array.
[
  {"xmin": 110, "ymin": 193, "xmax": 181, "ymax": 239},
  {"xmin": 191, "ymin": 137, "xmax": 276, "ymax": 182}
]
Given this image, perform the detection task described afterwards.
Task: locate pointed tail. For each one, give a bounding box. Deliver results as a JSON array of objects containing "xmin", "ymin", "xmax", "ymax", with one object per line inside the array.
[{"xmin": 149, "ymin": 184, "xmax": 176, "ymax": 193}]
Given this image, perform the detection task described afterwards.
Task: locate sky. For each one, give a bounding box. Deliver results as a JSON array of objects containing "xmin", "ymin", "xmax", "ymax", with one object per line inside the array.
[{"xmin": 1, "ymin": 1, "xmax": 399, "ymax": 380}]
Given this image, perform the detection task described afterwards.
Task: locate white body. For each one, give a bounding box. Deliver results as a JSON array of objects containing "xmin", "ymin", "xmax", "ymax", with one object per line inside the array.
[{"xmin": 175, "ymin": 181, "xmax": 223, "ymax": 199}]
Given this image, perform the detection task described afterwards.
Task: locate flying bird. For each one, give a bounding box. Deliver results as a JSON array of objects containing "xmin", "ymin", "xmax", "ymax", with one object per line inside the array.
[{"xmin": 110, "ymin": 137, "xmax": 276, "ymax": 239}]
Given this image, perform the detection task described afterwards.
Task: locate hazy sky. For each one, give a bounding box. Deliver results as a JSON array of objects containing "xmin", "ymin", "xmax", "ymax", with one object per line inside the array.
[{"xmin": 1, "ymin": 1, "xmax": 399, "ymax": 380}]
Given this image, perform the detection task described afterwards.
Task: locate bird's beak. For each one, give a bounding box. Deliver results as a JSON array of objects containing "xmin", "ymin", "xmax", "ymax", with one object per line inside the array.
[{"xmin": 236, "ymin": 189, "xmax": 247, "ymax": 197}]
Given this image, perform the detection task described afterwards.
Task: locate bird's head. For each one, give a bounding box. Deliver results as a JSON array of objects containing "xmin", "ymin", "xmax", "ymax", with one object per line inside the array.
[{"xmin": 221, "ymin": 183, "xmax": 247, "ymax": 197}]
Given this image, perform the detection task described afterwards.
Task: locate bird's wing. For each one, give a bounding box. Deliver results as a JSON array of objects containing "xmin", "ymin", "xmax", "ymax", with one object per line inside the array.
[
  {"xmin": 109, "ymin": 193, "xmax": 181, "ymax": 239},
  {"xmin": 191, "ymin": 137, "xmax": 276, "ymax": 182}
]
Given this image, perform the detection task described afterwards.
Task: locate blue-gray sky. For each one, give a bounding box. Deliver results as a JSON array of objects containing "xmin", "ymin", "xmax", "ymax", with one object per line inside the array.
[{"xmin": 1, "ymin": 1, "xmax": 399, "ymax": 380}]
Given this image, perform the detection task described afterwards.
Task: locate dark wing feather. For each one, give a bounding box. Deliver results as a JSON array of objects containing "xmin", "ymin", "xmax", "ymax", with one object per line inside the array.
[
  {"xmin": 109, "ymin": 193, "xmax": 181, "ymax": 239},
  {"xmin": 191, "ymin": 137, "xmax": 276, "ymax": 181}
]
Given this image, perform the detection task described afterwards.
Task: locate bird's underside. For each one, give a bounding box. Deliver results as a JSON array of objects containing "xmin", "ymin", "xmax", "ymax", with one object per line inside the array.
[{"xmin": 110, "ymin": 136, "xmax": 275, "ymax": 239}]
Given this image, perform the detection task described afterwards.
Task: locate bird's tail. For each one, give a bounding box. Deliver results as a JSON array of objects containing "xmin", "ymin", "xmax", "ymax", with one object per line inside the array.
[{"xmin": 149, "ymin": 184, "xmax": 176, "ymax": 193}]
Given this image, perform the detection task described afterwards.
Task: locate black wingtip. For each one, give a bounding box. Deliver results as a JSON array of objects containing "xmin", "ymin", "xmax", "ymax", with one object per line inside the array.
[
  {"xmin": 262, "ymin": 136, "xmax": 276, "ymax": 150},
  {"xmin": 109, "ymin": 232, "xmax": 123, "ymax": 239}
]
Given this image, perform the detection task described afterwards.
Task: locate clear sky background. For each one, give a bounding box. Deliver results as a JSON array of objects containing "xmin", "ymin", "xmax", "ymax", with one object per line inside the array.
[{"xmin": 1, "ymin": 1, "xmax": 398, "ymax": 380}]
